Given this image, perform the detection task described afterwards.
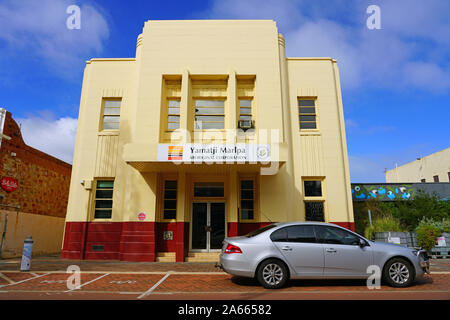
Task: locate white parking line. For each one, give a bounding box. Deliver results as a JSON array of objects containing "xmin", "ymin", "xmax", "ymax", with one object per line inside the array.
[
  {"xmin": 0, "ymin": 272, "xmax": 14, "ymax": 284},
  {"xmin": 0, "ymin": 272, "xmax": 50, "ymax": 288},
  {"xmin": 65, "ymin": 273, "xmax": 111, "ymax": 293},
  {"xmin": 137, "ymin": 273, "xmax": 170, "ymax": 299}
]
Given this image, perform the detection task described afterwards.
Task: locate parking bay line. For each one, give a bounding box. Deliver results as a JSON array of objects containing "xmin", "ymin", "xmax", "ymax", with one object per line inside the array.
[
  {"xmin": 64, "ymin": 273, "xmax": 111, "ymax": 293},
  {"xmin": 0, "ymin": 272, "xmax": 50, "ymax": 288},
  {"xmin": 0, "ymin": 272, "xmax": 15, "ymax": 285},
  {"xmin": 137, "ymin": 273, "xmax": 171, "ymax": 299}
]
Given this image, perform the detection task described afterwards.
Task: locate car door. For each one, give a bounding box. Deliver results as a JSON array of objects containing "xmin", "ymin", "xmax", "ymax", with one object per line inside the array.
[
  {"xmin": 315, "ymin": 225, "xmax": 373, "ymax": 277},
  {"xmin": 271, "ymin": 225, "xmax": 324, "ymax": 277}
]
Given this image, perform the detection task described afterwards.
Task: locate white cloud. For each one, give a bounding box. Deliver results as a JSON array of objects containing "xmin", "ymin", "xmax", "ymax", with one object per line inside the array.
[
  {"xmin": 17, "ymin": 114, "xmax": 78, "ymax": 164},
  {"xmin": 0, "ymin": 0, "xmax": 109, "ymax": 78},
  {"xmin": 201, "ymin": 0, "xmax": 450, "ymax": 92}
]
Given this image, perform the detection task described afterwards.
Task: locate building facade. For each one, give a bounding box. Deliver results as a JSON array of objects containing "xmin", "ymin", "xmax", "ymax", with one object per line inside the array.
[
  {"xmin": 62, "ymin": 20, "xmax": 353, "ymax": 262},
  {"xmin": 0, "ymin": 109, "xmax": 71, "ymax": 258},
  {"xmin": 385, "ymin": 147, "xmax": 450, "ymax": 183}
]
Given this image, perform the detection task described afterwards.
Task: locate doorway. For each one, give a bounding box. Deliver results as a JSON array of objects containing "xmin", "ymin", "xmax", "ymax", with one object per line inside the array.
[{"xmin": 191, "ymin": 202, "xmax": 226, "ymax": 252}]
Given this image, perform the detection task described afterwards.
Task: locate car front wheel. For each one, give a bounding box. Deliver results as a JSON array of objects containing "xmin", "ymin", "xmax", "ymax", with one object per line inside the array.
[
  {"xmin": 383, "ymin": 258, "xmax": 415, "ymax": 287},
  {"xmin": 256, "ymin": 259, "xmax": 288, "ymax": 289}
]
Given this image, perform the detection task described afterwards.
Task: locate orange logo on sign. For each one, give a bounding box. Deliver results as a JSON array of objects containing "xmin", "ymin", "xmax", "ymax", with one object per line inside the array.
[{"xmin": 168, "ymin": 146, "xmax": 183, "ymax": 160}]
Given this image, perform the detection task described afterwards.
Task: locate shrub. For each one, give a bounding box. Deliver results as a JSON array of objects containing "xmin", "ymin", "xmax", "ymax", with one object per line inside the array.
[
  {"xmin": 416, "ymin": 223, "xmax": 442, "ymax": 251},
  {"xmin": 364, "ymin": 215, "xmax": 403, "ymax": 240}
]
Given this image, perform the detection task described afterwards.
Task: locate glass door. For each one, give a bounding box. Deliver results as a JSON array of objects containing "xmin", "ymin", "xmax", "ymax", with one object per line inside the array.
[{"xmin": 191, "ymin": 202, "xmax": 225, "ymax": 251}]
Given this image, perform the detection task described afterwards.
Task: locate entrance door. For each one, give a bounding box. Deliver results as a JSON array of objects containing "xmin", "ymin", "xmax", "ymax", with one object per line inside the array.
[{"xmin": 191, "ymin": 202, "xmax": 225, "ymax": 251}]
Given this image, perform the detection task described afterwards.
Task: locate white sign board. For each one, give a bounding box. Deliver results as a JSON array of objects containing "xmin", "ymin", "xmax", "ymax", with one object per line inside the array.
[
  {"xmin": 436, "ymin": 237, "xmax": 446, "ymax": 247},
  {"xmin": 388, "ymin": 237, "xmax": 401, "ymax": 245},
  {"xmin": 157, "ymin": 144, "xmax": 271, "ymax": 163}
]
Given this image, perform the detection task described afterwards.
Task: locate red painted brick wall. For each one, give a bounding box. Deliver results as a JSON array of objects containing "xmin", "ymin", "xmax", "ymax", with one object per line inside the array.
[{"xmin": 0, "ymin": 111, "xmax": 71, "ymax": 217}]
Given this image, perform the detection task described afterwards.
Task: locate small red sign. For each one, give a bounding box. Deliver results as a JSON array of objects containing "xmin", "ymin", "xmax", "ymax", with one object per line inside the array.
[
  {"xmin": 138, "ymin": 212, "xmax": 146, "ymax": 221},
  {"xmin": 1, "ymin": 177, "xmax": 18, "ymax": 192}
]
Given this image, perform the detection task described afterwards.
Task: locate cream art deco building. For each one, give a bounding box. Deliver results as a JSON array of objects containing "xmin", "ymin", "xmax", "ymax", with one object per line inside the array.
[{"xmin": 62, "ymin": 20, "xmax": 354, "ymax": 262}]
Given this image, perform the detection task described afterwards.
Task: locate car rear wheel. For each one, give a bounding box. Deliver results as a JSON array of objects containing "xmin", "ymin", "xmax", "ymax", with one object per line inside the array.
[
  {"xmin": 256, "ymin": 259, "xmax": 288, "ymax": 289},
  {"xmin": 383, "ymin": 258, "xmax": 414, "ymax": 288}
]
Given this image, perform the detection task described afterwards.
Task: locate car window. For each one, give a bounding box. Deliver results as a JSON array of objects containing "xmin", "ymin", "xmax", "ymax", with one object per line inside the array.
[
  {"xmin": 245, "ymin": 224, "xmax": 277, "ymax": 238},
  {"xmin": 315, "ymin": 226, "xmax": 360, "ymax": 245},
  {"xmin": 270, "ymin": 228, "xmax": 288, "ymax": 242},
  {"xmin": 286, "ymin": 225, "xmax": 316, "ymax": 243}
]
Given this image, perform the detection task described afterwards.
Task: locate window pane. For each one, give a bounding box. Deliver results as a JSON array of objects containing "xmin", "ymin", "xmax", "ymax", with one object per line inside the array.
[
  {"xmin": 165, "ymin": 180, "xmax": 177, "ymax": 189},
  {"xmin": 168, "ymin": 122, "xmax": 179, "ymax": 130},
  {"xmin": 239, "ymin": 99, "xmax": 252, "ymax": 107},
  {"xmin": 195, "ymin": 115, "xmax": 224, "ymax": 122},
  {"xmin": 315, "ymin": 226, "xmax": 360, "ymax": 245},
  {"xmin": 103, "ymin": 122, "xmax": 120, "ymax": 130},
  {"xmin": 240, "ymin": 107, "xmax": 251, "ymax": 115},
  {"xmin": 195, "ymin": 100, "xmax": 224, "ymax": 107},
  {"xmin": 300, "ymin": 115, "xmax": 316, "ymax": 122},
  {"xmin": 195, "ymin": 107, "xmax": 224, "ymax": 114},
  {"xmin": 298, "ymin": 100, "xmax": 315, "ymax": 107},
  {"xmin": 270, "ymin": 228, "xmax": 288, "ymax": 242},
  {"xmin": 240, "ymin": 180, "xmax": 253, "ymax": 189},
  {"xmin": 305, "ymin": 202, "xmax": 324, "ymax": 222},
  {"xmin": 104, "ymin": 100, "xmax": 121, "ymax": 107},
  {"xmin": 300, "ymin": 122, "xmax": 317, "ymax": 129},
  {"xmin": 163, "ymin": 210, "xmax": 176, "ymax": 220},
  {"xmin": 95, "ymin": 199, "xmax": 113, "ymax": 209},
  {"xmin": 194, "ymin": 182, "xmax": 224, "ymax": 197},
  {"xmin": 168, "ymin": 107, "xmax": 180, "ymax": 115},
  {"xmin": 164, "ymin": 200, "xmax": 177, "ymax": 210},
  {"xmin": 96, "ymin": 189, "xmax": 113, "ymax": 199},
  {"xmin": 103, "ymin": 116, "xmax": 120, "ymax": 123},
  {"xmin": 286, "ymin": 225, "xmax": 316, "ymax": 243},
  {"xmin": 196, "ymin": 121, "xmax": 224, "ymax": 129},
  {"xmin": 168, "ymin": 100, "xmax": 180, "ymax": 107},
  {"xmin": 95, "ymin": 209, "xmax": 112, "ymax": 219},
  {"xmin": 241, "ymin": 209, "xmax": 254, "ymax": 220},
  {"xmin": 241, "ymin": 190, "xmax": 254, "ymax": 199},
  {"xmin": 97, "ymin": 181, "xmax": 114, "ymax": 188},
  {"xmin": 168, "ymin": 116, "xmax": 180, "ymax": 122},
  {"xmin": 104, "ymin": 107, "xmax": 121, "ymax": 115},
  {"xmin": 304, "ymin": 181, "xmax": 322, "ymax": 197},
  {"xmin": 299, "ymin": 107, "xmax": 315, "ymax": 114},
  {"xmin": 241, "ymin": 200, "xmax": 254, "ymax": 210},
  {"xmin": 164, "ymin": 189, "xmax": 177, "ymax": 199}
]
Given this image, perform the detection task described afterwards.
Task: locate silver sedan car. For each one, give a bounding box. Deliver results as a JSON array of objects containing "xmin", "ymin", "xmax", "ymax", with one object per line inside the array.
[{"xmin": 219, "ymin": 222, "xmax": 430, "ymax": 289}]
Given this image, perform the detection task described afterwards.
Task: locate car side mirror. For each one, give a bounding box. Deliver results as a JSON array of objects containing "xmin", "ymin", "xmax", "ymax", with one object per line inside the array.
[{"xmin": 359, "ymin": 239, "xmax": 367, "ymax": 247}]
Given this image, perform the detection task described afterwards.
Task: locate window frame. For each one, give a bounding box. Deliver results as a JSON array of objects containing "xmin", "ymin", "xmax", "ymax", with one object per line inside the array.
[
  {"xmin": 239, "ymin": 176, "xmax": 258, "ymax": 222},
  {"xmin": 91, "ymin": 179, "xmax": 114, "ymax": 221},
  {"xmin": 162, "ymin": 179, "xmax": 178, "ymax": 221},
  {"xmin": 298, "ymin": 97, "xmax": 319, "ymax": 131},
  {"xmin": 302, "ymin": 177, "xmax": 327, "ymax": 222},
  {"xmin": 166, "ymin": 98, "xmax": 181, "ymax": 131},
  {"xmin": 100, "ymin": 98, "xmax": 122, "ymax": 132},
  {"xmin": 193, "ymin": 98, "xmax": 226, "ymax": 130}
]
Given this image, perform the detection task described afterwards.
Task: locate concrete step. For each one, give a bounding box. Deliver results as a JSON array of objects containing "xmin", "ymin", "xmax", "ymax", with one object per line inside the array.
[
  {"xmin": 156, "ymin": 252, "xmax": 176, "ymax": 262},
  {"xmin": 185, "ymin": 252, "xmax": 220, "ymax": 262}
]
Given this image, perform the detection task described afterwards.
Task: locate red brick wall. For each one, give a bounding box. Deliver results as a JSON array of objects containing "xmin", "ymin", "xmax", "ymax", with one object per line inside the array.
[{"xmin": 0, "ymin": 111, "xmax": 72, "ymax": 217}]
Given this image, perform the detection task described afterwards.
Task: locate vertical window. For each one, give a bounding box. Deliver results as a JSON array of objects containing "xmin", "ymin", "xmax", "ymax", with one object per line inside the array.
[
  {"xmin": 94, "ymin": 180, "xmax": 114, "ymax": 219},
  {"xmin": 102, "ymin": 99, "xmax": 121, "ymax": 130},
  {"xmin": 167, "ymin": 99, "xmax": 180, "ymax": 130},
  {"xmin": 298, "ymin": 99, "xmax": 317, "ymax": 129},
  {"xmin": 433, "ymin": 175, "xmax": 439, "ymax": 183},
  {"xmin": 240, "ymin": 180, "xmax": 255, "ymax": 220},
  {"xmin": 303, "ymin": 179, "xmax": 325, "ymax": 222},
  {"xmin": 163, "ymin": 180, "xmax": 177, "ymax": 220},
  {"xmin": 194, "ymin": 99, "xmax": 225, "ymax": 129},
  {"xmin": 239, "ymin": 99, "xmax": 252, "ymax": 120}
]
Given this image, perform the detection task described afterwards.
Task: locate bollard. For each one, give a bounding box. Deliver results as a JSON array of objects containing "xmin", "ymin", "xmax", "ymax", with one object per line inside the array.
[{"xmin": 20, "ymin": 235, "xmax": 34, "ymax": 272}]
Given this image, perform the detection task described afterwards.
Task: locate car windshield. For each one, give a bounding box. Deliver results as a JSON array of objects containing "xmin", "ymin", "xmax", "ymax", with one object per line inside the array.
[{"xmin": 245, "ymin": 224, "xmax": 277, "ymax": 238}]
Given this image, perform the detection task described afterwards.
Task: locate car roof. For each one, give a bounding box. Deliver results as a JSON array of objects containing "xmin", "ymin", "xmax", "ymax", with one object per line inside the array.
[{"xmin": 273, "ymin": 221, "xmax": 339, "ymax": 227}]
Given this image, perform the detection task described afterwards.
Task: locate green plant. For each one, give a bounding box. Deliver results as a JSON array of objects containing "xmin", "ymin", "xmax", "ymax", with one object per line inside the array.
[
  {"xmin": 364, "ymin": 214, "xmax": 403, "ymax": 240},
  {"xmin": 416, "ymin": 223, "xmax": 442, "ymax": 251}
]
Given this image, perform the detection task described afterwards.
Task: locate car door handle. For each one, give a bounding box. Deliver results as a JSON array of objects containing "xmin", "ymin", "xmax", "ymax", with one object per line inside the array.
[
  {"xmin": 326, "ymin": 248, "xmax": 337, "ymax": 253},
  {"xmin": 281, "ymin": 246, "xmax": 292, "ymax": 251}
]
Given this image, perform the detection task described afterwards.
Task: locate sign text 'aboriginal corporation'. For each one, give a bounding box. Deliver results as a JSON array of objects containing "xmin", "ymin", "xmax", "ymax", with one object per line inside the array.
[{"xmin": 157, "ymin": 144, "xmax": 271, "ymax": 163}]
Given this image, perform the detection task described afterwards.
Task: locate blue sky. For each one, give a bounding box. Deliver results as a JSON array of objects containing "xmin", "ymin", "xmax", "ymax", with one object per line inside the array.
[{"xmin": 0, "ymin": 0, "xmax": 449, "ymax": 181}]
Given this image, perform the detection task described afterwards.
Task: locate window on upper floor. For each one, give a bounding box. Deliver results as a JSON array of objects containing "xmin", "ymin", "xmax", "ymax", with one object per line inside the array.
[
  {"xmin": 101, "ymin": 99, "xmax": 121, "ymax": 130},
  {"xmin": 298, "ymin": 98, "xmax": 317, "ymax": 130},
  {"xmin": 167, "ymin": 98, "xmax": 180, "ymax": 130},
  {"xmin": 238, "ymin": 98, "xmax": 254, "ymax": 129},
  {"xmin": 194, "ymin": 99, "xmax": 225, "ymax": 129}
]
